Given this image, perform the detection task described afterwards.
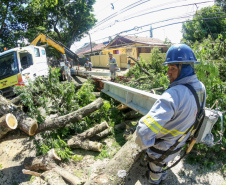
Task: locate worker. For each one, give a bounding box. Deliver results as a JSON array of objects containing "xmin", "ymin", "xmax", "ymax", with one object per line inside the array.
[
  {"xmin": 84, "ymin": 58, "xmax": 92, "ymax": 71},
  {"xmin": 135, "ymin": 44, "xmax": 206, "ymax": 184},
  {"xmin": 107, "ymin": 52, "xmax": 118, "ymax": 81},
  {"xmin": 65, "ymin": 60, "xmax": 71, "ymax": 82}
]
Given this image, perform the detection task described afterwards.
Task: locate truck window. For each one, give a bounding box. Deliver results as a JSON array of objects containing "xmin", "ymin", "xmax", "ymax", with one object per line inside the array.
[
  {"xmin": 20, "ymin": 54, "xmax": 33, "ymax": 69},
  {"xmin": 41, "ymin": 50, "xmax": 46, "ymax": 55},
  {"xmin": 0, "ymin": 51, "xmax": 19, "ymax": 80},
  {"xmin": 34, "ymin": 48, "xmax": 40, "ymax": 57}
]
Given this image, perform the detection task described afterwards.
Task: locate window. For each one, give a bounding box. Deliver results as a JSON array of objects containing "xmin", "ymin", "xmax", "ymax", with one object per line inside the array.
[
  {"xmin": 41, "ymin": 50, "xmax": 46, "ymax": 55},
  {"xmin": 0, "ymin": 52, "xmax": 19, "ymax": 79},
  {"xmin": 34, "ymin": 48, "xmax": 40, "ymax": 57}
]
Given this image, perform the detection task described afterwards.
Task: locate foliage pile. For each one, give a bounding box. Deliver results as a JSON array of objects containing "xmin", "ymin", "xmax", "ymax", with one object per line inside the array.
[
  {"xmin": 15, "ymin": 67, "xmax": 127, "ymax": 161},
  {"xmin": 118, "ymin": 47, "xmax": 169, "ymax": 93}
]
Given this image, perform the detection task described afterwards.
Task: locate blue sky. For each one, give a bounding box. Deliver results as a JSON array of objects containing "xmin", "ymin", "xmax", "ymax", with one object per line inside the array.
[{"xmin": 71, "ymin": 0, "xmax": 214, "ymax": 51}]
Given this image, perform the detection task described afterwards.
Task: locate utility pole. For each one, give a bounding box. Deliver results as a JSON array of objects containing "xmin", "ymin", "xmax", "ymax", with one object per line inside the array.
[{"xmin": 87, "ymin": 32, "xmax": 93, "ymax": 56}]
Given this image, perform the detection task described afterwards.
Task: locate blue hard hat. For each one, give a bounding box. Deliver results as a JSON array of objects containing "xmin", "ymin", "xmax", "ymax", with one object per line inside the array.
[
  {"xmin": 65, "ymin": 61, "xmax": 69, "ymax": 64},
  {"xmin": 86, "ymin": 58, "xmax": 89, "ymax": 61},
  {"xmin": 163, "ymin": 44, "xmax": 199, "ymax": 65}
]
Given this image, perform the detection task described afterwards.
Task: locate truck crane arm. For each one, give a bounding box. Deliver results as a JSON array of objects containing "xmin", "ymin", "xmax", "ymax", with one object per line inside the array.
[{"xmin": 30, "ymin": 33, "xmax": 79, "ymax": 65}]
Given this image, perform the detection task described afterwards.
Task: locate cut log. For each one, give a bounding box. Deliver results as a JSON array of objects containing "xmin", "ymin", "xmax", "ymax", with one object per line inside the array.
[
  {"xmin": 22, "ymin": 169, "xmax": 67, "ymax": 185},
  {"xmin": 0, "ymin": 95, "xmax": 38, "ymax": 136},
  {"xmin": 42, "ymin": 170, "xmax": 68, "ymax": 185},
  {"xmin": 22, "ymin": 169, "xmax": 41, "ymax": 177},
  {"xmin": 84, "ymin": 132, "xmax": 141, "ymax": 185},
  {"xmin": 24, "ymin": 156, "xmax": 82, "ymax": 185},
  {"xmin": 77, "ymin": 121, "xmax": 109, "ymax": 139},
  {"xmin": 92, "ymin": 92, "xmax": 101, "ymax": 98},
  {"xmin": 37, "ymin": 98, "xmax": 104, "ymax": 133},
  {"xmin": 10, "ymin": 95, "xmax": 21, "ymax": 105},
  {"xmin": 67, "ymin": 121, "xmax": 109, "ymax": 151},
  {"xmin": 90, "ymin": 127, "xmax": 113, "ymax": 141},
  {"xmin": 0, "ymin": 113, "xmax": 18, "ymax": 139},
  {"xmin": 68, "ymin": 138, "xmax": 103, "ymax": 152},
  {"xmin": 52, "ymin": 165, "xmax": 83, "ymax": 185},
  {"xmin": 48, "ymin": 148, "xmax": 61, "ymax": 161}
]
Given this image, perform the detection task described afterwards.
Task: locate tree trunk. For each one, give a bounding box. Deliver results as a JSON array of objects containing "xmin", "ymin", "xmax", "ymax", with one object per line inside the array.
[
  {"xmin": 0, "ymin": 95, "xmax": 38, "ymax": 136},
  {"xmin": 68, "ymin": 138, "xmax": 103, "ymax": 152},
  {"xmin": 77, "ymin": 121, "xmax": 109, "ymax": 139},
  {"xmin": 67, "ymin": 121, "xmax": 109, "ymax": 151},
  {"xmin": 84, "ymin": 132, "xmax": 141, "ymax": 185},
  {"xmin": 90, "ymin": 127, "xmax": 113, "ymax": 141},
  {"xmin": 10, "ymin": 95, "xmax": 21, "ymax": 105},
  {"xmin": 92, "ymin": 92, "xmax": 101, "ymax": 98},
  {"xmin": 24, "ymin": 153, "xmax": 83, "ymax": 185},
  {"xmin": 41, "ymin": 170, "xmax": 67, "ymax": 185},
  {"xmin": 0, "ymin": 113, "xmax": 18, "ymax": 139},
  {"xmin": 37, "ymin": 98, "xmax": 104, "ymax": 133}
]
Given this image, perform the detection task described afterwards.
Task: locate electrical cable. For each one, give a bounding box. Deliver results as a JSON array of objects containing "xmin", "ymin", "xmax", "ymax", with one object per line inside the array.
[
  {"xmin": 91, "ymin": 16, "xmax": 226, "ymax": 44},
  {"xmin": 94, "ymin": 0, "xmax": 152, "ymax": 29},
  {"xmin": 91, "ymin": 1, "xmax": 214, "ymax": 34}
]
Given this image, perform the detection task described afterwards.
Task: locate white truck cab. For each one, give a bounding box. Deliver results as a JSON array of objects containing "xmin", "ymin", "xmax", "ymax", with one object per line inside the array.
[{"xmin": 0, "ymin": 45, "xmax": 49, "ymax": 98}]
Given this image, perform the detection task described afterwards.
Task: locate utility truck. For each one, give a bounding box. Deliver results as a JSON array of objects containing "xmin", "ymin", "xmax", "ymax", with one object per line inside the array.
[
  {"xmin": 0, "ymin": 34, "xmax": 79, "ymax": 98},
  {"xmin": 0, "ymin": 45, "xmax": 48, "ymax": 98}
]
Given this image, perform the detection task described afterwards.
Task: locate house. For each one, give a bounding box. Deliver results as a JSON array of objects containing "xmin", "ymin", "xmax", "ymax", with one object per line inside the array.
[
  {"xmin": 102, "ymin": 35, "xmax": 168, "ymax": 61},
  {"xmin": 75, "ymin": 42, "xmax": 106, "ymax": 58},
  {"xmin": 77, "ymin": 35, "xmax": 168, "ymax": 68}
]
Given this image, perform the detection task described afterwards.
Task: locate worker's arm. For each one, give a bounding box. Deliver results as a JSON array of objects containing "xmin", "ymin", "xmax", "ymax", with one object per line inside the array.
[{"xmin": 135, "ymin": 91, "xmax": 176, "ymax": 150}]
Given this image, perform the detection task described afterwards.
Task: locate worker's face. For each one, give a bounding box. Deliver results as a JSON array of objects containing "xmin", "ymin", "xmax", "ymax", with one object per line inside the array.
[
  {"xmin": 109, "ymin": 54, "xmax": 112, "ymax": 59},
  {"xmin": 86, "ymin": 61, "xmax": 89, "ymax": 63},
  {"xmin": 167, "ymin": 64, "xmax": 181, "ymax": 83}
]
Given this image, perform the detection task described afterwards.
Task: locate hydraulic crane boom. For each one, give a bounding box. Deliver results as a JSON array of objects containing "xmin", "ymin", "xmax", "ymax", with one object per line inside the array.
[{"xmin": 30, "ymin": 33, "xmax": 79, "ymax": 65}]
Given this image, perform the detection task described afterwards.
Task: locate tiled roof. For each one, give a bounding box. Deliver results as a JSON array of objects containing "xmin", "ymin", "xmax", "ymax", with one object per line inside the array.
[
  {"xmin": 122, "ymin": 35, "xmax": 165, "ymax": 45},
  {"xmin": 106, "ymin": 35, "xmax": 166, "ymax": 48},
  {"xmin": 76, "ymin": 43, "xmax": 105, "ymax": 55}
]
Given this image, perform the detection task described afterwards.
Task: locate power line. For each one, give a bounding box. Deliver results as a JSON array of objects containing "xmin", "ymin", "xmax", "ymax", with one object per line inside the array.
[
  {"xmin": 118, "ymin": 1, "xmax": 213, "ymax": 23},
  {"xmin": 93, "ymin": 0, "xmax": 152, "ymax": 29},
  {"xmin": 91, "ymin": 16, "xmax": 226, "ymax": 43},
  {"xmin": 91, "ymin": 1, "xmax": 214, "ymax": 34}
]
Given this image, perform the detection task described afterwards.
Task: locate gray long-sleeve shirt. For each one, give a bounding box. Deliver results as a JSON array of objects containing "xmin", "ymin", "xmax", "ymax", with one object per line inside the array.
[
  {"xmin": 108, "ymin": 57, "xmax": 118, "ymax": 71},
  {"xmin": 135, "ymin": 75, "xmax": 206, "ymax": 163}
]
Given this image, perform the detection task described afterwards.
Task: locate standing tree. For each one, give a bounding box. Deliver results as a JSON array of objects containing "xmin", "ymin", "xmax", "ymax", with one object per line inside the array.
[
  {"xmin": 182, "ymin": 5, "xmax": 226, "ymax": 43},
  {"xmin": 0, "ymin": 0, "xmax": 28, "ymax": 51},
  {"xmin": 0, "ymin": 0, "xmax": 97, "ymax": 53},
  {"xmin": 25, "ymin": 0, "xmax": 97, "ymax": 48}
]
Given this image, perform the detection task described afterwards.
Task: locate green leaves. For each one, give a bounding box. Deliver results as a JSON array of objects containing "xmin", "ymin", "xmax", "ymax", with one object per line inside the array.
[{"xmin": 182, "ymin": 5, "xmax": 226, "ymax": 43}]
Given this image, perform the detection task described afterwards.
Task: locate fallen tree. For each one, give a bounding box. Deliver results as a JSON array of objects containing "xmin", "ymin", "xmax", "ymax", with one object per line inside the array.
[
  {"xmin": 67, "ymin": 121, "xmax": 109, "ymax": 151},
  {"xmin": 37, "ymin": 97, "xmax": 104, "ymax": 133},
  {"xmin": 24, "ymin": 149, "xmax": 83, "ymax": 185},
  {"xmin": 0, "ymin": 95, "xmax": 38, "ymax": 136},
  {"xmin": 84, "ymin": 132, "xmax": 141, "ymax": 185},
  {"xmin": 0, "ymin": 113, "xmax": 18, "ymax": 139}
]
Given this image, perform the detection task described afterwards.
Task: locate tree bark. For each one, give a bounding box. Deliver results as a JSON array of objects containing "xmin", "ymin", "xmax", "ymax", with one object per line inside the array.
[
  {"xmin": 67, "ymin": 121, "xmax": 109, "ymax": 151},
  {"xmin": 41, "ymin": 170, "xmax": 68, "ymax": 185},
  {"xmin": 90, "ymin": 127, "xmax": 113, "ymax": 141},
  {"xmin": 77, "ymin": 121, "xmax": 109, "ymax": 139},
  {"xmin": 84, "ymin": 132, "xmax": 141, "ymax": 185},
  {"xmin": 10, "ymin": 95, "xmax": 22, "ymax": 105},
  {"xmin": 22, "ymin": 169, "xmax": 68, "ymax": 185},
  {"xmin": 128, "ymin": 56, "xmax": 152, "ymax": 76},
  {"xmin": 0, "ymin": 113, "xmax": 18, "ymax": 139},
  {"xmin": 37, "ymin": 98, "xmax": 104, "ymax": 133},
  {"xmin": 24, "ymin": 153, "xmax": 82, "ymax": 185},
  {"xmin": 0, "ymin": 95, "xmax": 38, "ymax": 136},
  {"xmin": 68, "ymin": 138, "xmax": 103, "ymax": 152}
]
